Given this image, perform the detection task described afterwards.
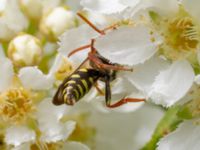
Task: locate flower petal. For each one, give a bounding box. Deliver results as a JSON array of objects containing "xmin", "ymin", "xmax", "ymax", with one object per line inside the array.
[
  {"xmin": 158, "ymin": 119, "xmax": 200, "ymax": 150},
  {"xmin": 37, "ymin": 98, "xmax": 67, "ymax": 121},
  {"xmin": 5, "ymin": 126, "xmax": 35, "ymax": 147},
  {"xmin": 95, "ymin": 25, "xmax": 162, "ymax": 65},
  {"xmin": 0, "ymin": 0, "xmax": 28, "ymax": 41},
  {"xmin": 89, "ymin": 103, "xmax": 164, "ymax": 150},
  {"xmin": 119, "ymin": 0, "xmax": 140, "ymax": 7},
  {"xmin": 62, "ymin": 142, "xmax": 90, "ymax": 150},
  {"xmin": 149, "ymin": 60, "xmax": 195, "ymax": 107},
  {"xmin": 124, "ymin": 56, "xmax": 169, "ymax": 96},
  {"xmin": 92, "ymin": 77, "xmax": 145, "ymax": 112},
  {"xmin": 146, "ymin": 0, "xmax": 179, "ymax": 15},
  {"xmin": 0, "ymin": 50, "xmax": 14, "ymax": 92},
  {"xmin": 182, "ymin": 0, "xmax": 200, "ymax": 21},
  {"xmin": 39, "ymin": 120, "xmax": 76, "ymax": 143},
  {"xmin": 37, "ymin": 98, "xmax": 76, "ymax": 142},
  {"xmin": 80, "ymin": 0, "xmax": 127, "ymax": 14},
  {"xmin": 18, "ymin": 67, "xmax": 54, "ymax": 90},
  {"xmin": 58, "ymin": 24, "xmax": 98, "ymax": 56}
]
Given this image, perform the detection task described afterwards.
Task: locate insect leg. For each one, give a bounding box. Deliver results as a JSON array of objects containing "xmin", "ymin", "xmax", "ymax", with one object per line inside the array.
[
  {"xmin": 77, "ymin": 12, "xmax": 119, "ymax": 35},
  {"xmin": 77, "ymin": 12, "xmax": 105, "ymax": 35},
  {"xmin": 68, "ymin": 44, "xmax": 91, "ymax": 57},
  {"xmin": 88, "ymin": 53, "xmax": 133, "ymax": 71},
  {"xmin": 107, "ymin": 98, "xmax": 145, "ymax": 108},
  {"xmin": 104, "ymin": 76, "xmax": 112, "ymax": 106}
]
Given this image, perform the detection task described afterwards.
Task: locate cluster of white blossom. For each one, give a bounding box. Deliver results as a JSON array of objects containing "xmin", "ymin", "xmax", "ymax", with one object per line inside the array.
[{"xmin": 0, "ymin": 0, "xmax": 199, "ymax": 150}]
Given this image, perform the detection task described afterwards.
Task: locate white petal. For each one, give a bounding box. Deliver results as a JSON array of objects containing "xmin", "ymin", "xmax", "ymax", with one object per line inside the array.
[
  {"xmin": 95, "ymin": 25, "xmax": 162, "ymax": 65},
  {"xmin": 149, "ymin": 60, "xmax": 195, "ymax": 107},
  {"xmin": 93, "ymin": 77, "xmax": 145, "ymax": 112},
  {"xmin": 58, "ymin": 24, "xmax": 98, "ymax": 56},
  {"xmin": 5, "ymin": 126, "xmax": 35, "ymax": 147},
  {"xmin": 89, "ymin": 103, "xmax": 164, "ymax": 150},
  {"xmin": 37, "ymin": 98, "xmax": 76, "ymax": 142},
  {"xmin": 37, "ymin": 98, "xmax": 67, "ymax": 121},
  {"xmin": 145, "ymin": 0, "xmax": 179, "ymax": 15},
  {"xmin": 124, "ymin": 56, "xmax": 169, "ymax": 96},
  {"xmin": 65, "ymin": 0, "xmax": 82, "ymax": 11},
  {"xmin": 0, "ymin": 54, "xmax": 14, "ymax": 92},
  {"xmin": 119, "ymin": 0, "xmax": 140, "ymax": 7},
  {"xmin": 0, "ymin": 0, "xmax": 28, "ymax": 41},
  {"xmin": 80, "ymin": 0, "xmax": 127, "ymax": 14},
  {"xmin": 39, "ymin": 120, "xmax": 76, "ymax": 143},
  {"xmin": 68, "ymin": 50, "xmax": 90, "ymax": 68},
  {"xmin": 62, "ymin": 142, "xmax": 90, "ymax": 150},
  {"xmin": 182, "ymin": 0, "xmax": 200, "ymax": 21},
  {"xmin": 19, "ymin": 67, "xmax": 54, "ymax": 90},
  {"xmin": 158, "ymin": 119, "xmax": 200, "ymax": 150}
]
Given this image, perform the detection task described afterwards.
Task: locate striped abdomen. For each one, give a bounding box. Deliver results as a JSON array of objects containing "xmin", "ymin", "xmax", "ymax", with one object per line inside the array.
[{"xmin": 53, "ymin": 68, "xmax": 102, "ymax": 105}]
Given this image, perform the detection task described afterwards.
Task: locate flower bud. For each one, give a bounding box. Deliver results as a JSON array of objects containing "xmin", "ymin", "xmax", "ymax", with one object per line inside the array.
[
  {"xmin": 39, "ymin": 7, "xmax": 77, "ymax": 41},
  {"xmin": 19, "ymin": 0, "xmax": 42, "ymax": 20},
  {"xmin": 8, "ymin": 34, "xmax": 43, "ymax": 67}
]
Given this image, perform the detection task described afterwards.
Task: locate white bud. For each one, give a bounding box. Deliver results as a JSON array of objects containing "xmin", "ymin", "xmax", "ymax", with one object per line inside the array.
[
  {"xmin": 19, "ymin": 0, "xmax": 42, "ymax": 20},
  {"xmin": 0, "ymin": 0, "xmax": 28, "ymax": 41},
  {"xmin": 8, "ymin": 34, "xmax": 43, "ymax": 67},
  {"xmin": 40, "ymin": 7, "xmax": 77, "ymax": 41}
]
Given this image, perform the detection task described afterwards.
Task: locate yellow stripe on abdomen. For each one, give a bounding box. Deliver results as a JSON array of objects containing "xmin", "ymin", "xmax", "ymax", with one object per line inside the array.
[{"xmin": 81, "ymin": 79, "xmax": 89, "ymax": 92}]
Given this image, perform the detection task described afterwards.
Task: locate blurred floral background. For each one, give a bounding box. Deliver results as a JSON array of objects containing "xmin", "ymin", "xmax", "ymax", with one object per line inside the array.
[{"xmin": 0, "ymin": 0, "xmax": 200, "ymax": 150}]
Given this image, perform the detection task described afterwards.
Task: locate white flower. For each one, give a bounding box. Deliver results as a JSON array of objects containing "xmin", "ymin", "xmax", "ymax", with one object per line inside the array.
[
  {"xmin": 4, "ymin": 98, "xmax": 90, "ymax": 149},
  {"xmin": 158, "ymin": 119, "xmax": 200, "ymax": 150},
  {"xmin": 36, "ymin": 98, "xmax": 76, "ymax": 143},
  {"xmin": 40, "ymin": 7, "xmax": 77, "ymax": 40},
  {"xmin": 0, "ymin": 49, "xmax": 53, "ymax": 124},
  {"xmin": 18, "ymin": 67, "xmax": 54, "ymax": 90},
  {"xmin": 93, "ymin": 77, "xmax": 145, "ymax": 112},
  {"xmin": 95, "ymin": 25, "xmax": 162, "ymax": 65},
  {"xmin": 69, "ymin": 101, "xmax": 164, "ymax": 150},
  {"xmin": 80, "ymin": 0, "xmax": 127, "ymax": 14},
  {"xmin": 125, "ymin": 56, "xmax": 195, "ymax": 107},
  {"xmin": 0, "ymin": 0, "xmax": 28, "ymax": 41},
  {"xmin": 5, "ymin": 126, "xmax": 35, "ymax": 147},
  {"xmin": 58, "ymin": 24, "xmax": 99, "ymax": 65},
  {"xmin": 19, "ymin": 0, "xmax": 42, "ymax": 20},
  {"xmin": 149, "ymin": 60, "xmax": 194, "ymax": 107},
  {"xmin": 8, "ymin": 34, "xmax": 43, "ymax": 67}
]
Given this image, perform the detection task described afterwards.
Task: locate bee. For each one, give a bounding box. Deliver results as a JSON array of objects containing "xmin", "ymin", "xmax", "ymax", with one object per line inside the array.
[{"xmin": 53, "ymin": 13, "xmax": 145, "ymax": 108}]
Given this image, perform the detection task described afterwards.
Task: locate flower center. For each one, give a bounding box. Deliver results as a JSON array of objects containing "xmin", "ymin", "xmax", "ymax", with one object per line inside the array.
[
  {"xmin": 54, "ymin": 57, "xmax": 73, "ymax": 81},
  {"xmin": 166, "ymin": 17, "xmax": 199, "ymax": 51},
  {"xmin": 0, "ymin": 87, "xmax": 35, "ymax": 124}
]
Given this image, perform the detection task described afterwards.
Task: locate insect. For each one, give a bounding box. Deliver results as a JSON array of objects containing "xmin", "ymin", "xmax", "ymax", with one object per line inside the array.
[{"xmin": 53, "ymin": 13, "xmax": 145, "ymax": 108}]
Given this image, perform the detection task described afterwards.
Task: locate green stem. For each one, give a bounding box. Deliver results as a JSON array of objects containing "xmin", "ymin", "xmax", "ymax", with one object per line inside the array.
[{"xmin": 141, "ymin": 106, "xmax": 183, "ymax": 150}]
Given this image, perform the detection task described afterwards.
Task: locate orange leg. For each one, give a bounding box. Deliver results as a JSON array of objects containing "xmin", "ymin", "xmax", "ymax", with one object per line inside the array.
[
  {"xmin": 68, "ymin": 44, "xmax": 91, "ymax": 57},
  {"xmin": 77, "ymin": 12, "xmax": 119, "ymax": 35},
  {"xmin": 88, "ymin": 53, "xmax": 133, "ymax": 71},
  {"xmin": 77, "ymin": 12, "xmax": 105, "ymax": 35},
  {"xmin": 106, "ymin": 98, "xmax": 145, "ymax": 108},
  {"xmin": 102, "ymin": 23, "xmax": 118, "ymax": 32}
]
